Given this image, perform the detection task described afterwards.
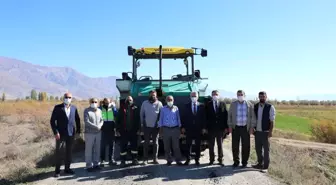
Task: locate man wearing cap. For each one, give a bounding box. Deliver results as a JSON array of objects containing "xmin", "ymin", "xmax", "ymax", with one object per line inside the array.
[
  {"xmin": 140, "ymin": 90, "xmax": 163, "ymax": 165},
  {"xmin": 99, "ymin": 98, "xmax": 118, "ymax": 166},
  {"xmin": 251, "ymin": 91, "xmax": 276, "ymax": 173}
]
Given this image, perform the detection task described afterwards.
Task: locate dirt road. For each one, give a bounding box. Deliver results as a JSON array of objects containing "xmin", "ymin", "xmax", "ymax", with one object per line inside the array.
[{"xmin": 31, "ymin": 139, "xmax": 280, "ymax": 185}]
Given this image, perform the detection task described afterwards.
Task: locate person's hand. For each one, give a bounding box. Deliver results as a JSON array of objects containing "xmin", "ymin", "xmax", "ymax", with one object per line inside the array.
[
  {"xmin": 225, "ymin": 128, "xmax": 229, "ymax": 134},
  {"xmin": 181, "ymin": 128, "xmax": 185, "ymax": 134},
  {"xmin": 116, "ymin": 131, "xmax": 121, "ymax": 137},
  {"xmin": 55, "ymin": 133, "xmax": 60, "ymax": 140},
  {"xmin": 228, "ymin": 128, "xmax": 232, "ymax": 134},
  {"xmin": 159, "ymin": 127, "xmax": 163, "ymax": 136},
  {"xmin": 268, "ymin": 132, "xmax": 272, "ymax": 138},
  {"xmin": 249, "ymin": 128, "xmax": 254, "ymax": 135},
  {"xmin": 202, "ymin": 129, "xmax": 207, "ymax": 134}
]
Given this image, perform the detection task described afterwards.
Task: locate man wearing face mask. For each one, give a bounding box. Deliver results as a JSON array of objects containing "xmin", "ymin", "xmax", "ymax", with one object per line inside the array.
[
  {"xmin": 50, "ymin": 92, "xmax": 81, "ymax": 177},
  {"xmin": 228, "ymin": 90, "xmax": 255, "ymax": 168},
  {"xmin": 158, "ymin": 95, "xmax": 183, "ymax": 166},
  {"xmin": 84, "ymin": 98, "xmax": 104, "ymax": 172},
  {"xmin": 116, "ymin": 96, "xmax": 140, "ymax": 167},
  {"xmin": 252, "ymin": 91, "xmax": 276, "ymax": 173},
  {"xmin": 99, "ymin": 98, "xmax": 118, "ymax": 166},
  {"xmin": 140, "ymin": 90, "xmax": 163, "ymax": 165},
  {"xmin": 181, "ymin": 92, "xmax": 206, "ymax": 165},
  {"xmin": 205, "ymin": 90, "xmax": 228, "ymax": 166}
]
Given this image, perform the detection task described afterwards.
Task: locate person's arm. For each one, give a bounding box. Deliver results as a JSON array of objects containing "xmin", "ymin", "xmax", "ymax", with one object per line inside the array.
[
  {"xmin": 50, "ymin": 106, "xmax": 58, "ymax": 135},
  {"xmin": 222, "ymin": 103, "xmax": 228, "ymax": 129},
  {"xmin": 176, "ymin": 107, "xmax": 181, "ymax": 127},
  {"xmin": 98, "ymin": 110, "xmax": 104, "ymax": 129},
  {"xmin": 75, "ymin": 107, "xmax": 81, "ymax": 134},
  {"xmin": 135, "ymin": 106, "xmax": 141, "ymax": 132},
  {"xmin": 228, "ymin": 102, "xmax": 233, "ymax": 128},
  {"xmin": 84, "ymin": 109, "xmax": 99, "ymax": 130},
  {"xmin": 269, "ymin": 105, "xmax": 276, "ymax": 133},
  {"xmin": 158, "ymin": 107, "xmax": 164, "ymax": 128},
  {"xmin": 201, "ymin": 105, "xmax": 207, "ymax": 129},
  {"xmin": 140, "ymin": 102, "xmax": 145, "ymax": 127}
]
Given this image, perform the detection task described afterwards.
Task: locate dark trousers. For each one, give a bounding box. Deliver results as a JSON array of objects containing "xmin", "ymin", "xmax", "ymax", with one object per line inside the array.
[
  {"xmin": 120, "ymin": 130, "xmax": 138, "ymax": 161},
  {"xmin": 55, "ymin": 135, "xmax": 74, "ymax": 172},
  {"xmin": 100, "ymin": 129, "xmax": 115, "ymax": 162},
  {"xmin": 185, "ymin": 133, "xmax": 201, "ymax": 161},
  {"xmin": 143, "ymin": 126, "xmax": 159, "ymax": 161},
  {"xmin": 255, "ymin": 131, "xmax": 270, "ymax": 169},
  {"xmin": 208, "ymin": 129, "xmax": 224, "ymax": 162},
  {"xmin": 232, "ymin": 125, "xmax": 250, "ymax": 165}
]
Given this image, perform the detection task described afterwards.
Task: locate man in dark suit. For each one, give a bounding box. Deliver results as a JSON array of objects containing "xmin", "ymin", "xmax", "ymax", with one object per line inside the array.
[
  {"xmin": 181, "ymin": 92, "xmax": 207, "ymax": 165},
  {"xmin": 50, "ymin": 92, "xmax": 81, "ymax": 177},
  {"xmin": 206, "ymin": 90, "xmax": 228, "ymax": 166}
]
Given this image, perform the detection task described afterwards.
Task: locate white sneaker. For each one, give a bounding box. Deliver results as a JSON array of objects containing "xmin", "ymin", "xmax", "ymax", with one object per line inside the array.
[{"xmin": 261, "ymin": 169, "xmax": 268, "ymax": 173}]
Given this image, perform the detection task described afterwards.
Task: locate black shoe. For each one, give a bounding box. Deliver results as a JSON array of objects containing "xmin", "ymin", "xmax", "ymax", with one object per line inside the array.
[
  {"xmin": 232, "ymin": 163, "xmax": 239, "ymax": 167},
  {"xmin": 132, "ymin": 159, "xmax": 139, "ymax": 165},
  {"xmin": 153, "ymin": 160, "xmax": 159, "ymax": 164},
  {"xmin": 218, "ymin": 160, "xmax": 224, "ymax": 166},
  {"xmin": 120, "ymin": 161, "xmax": 126, "ymax": 167},
  {"xmin": 94, "ymin": 166, "xmax": 102, "ymax": 171},
  {"xmin": 64, "ymin": 169, "xmax": 75, "ymax": 175},
  {"xmin": 195, "ymin": 160, "xmax": 200, "ymax": 166},
  {"xmin": 167, "ymin": 161, "xmax": 172, "ymax": 166},
  {"xmin": 241, "ymin": 163, "xmax": 247, "ymax": 168},
  {"xmin": 252, "ymin": 163, "xmax": 263, "ymax": 169},
  {"xmin": 109, "ymin": 160, "xmax": 117, "ymax": 166},
  {"xmin": 209, "ymin": 161, "xmax": 214, "ymax": 165},
  {"xmin": 86, "ymin": 167, "xmax": 95, "ymax": 172},
  {"xmin": 184, "ymin": 160, "xmax": 190, "ymax": 165},
  {"xmin": 54, "ymin": 172, "xmax": 60, "ymax": 177},
  {"xmin": 176, "ymin": 161, "xmax": 183, "ymax": 166}
]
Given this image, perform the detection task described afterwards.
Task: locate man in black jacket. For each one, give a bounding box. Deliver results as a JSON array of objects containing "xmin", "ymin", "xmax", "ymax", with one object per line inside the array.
[
  {"xmin": 50, "ymin": 92, "xmax": 81, "ymax": 177},
  {"xmin": 116, "ymin": 96, "xmax": 140, "ymax": 167},
  {"xmin": 181, "ymin": 92, "xmax": 207, "ymax": 165},
  {"xmin": 206, "ymin": 90, "xmax": 228, "ymax": 166}
]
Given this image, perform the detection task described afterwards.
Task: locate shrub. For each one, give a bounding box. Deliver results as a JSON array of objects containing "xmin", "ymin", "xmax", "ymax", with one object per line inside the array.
[{"xmin": 311, "ymin": 119, "xmax": 336, "ymax": 144}]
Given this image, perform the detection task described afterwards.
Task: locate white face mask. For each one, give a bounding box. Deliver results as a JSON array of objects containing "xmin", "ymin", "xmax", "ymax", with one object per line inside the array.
[
  {"xmin": 90, "ymin": 103, "xmax": 98, "ymax": 109},
  {"xmin": 64, "ymin": 98, "xmax": 71, "ymax": 105},
  {"xmin": 110, "ymin": 102, "xmax": 115, "ymax": 107},
  {"xmin": 212, "ymin": 95, "xmax": 218, "ymax": 101},
  {"xmin": 167, "ymin": 101, "xmax": 173, "ymax": 107},
  {"xmin": 238, "ymin": 96, "xmax": 244, "ymax": 102},
  {"xmin": 191, "ymin": 97, "xmax": 197, "ymax": 103}
]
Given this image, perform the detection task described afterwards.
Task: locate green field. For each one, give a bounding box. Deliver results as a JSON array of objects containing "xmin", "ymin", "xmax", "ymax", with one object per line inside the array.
[{"xmin": 275, "ymin": 114, "xmax": 312, "ymax": 135}]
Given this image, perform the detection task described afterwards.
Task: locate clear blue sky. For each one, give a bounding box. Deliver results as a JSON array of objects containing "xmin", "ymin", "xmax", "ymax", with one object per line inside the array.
[{"xmin": 0, "ymin": 0, "xmax": 335, "ymax": 99}]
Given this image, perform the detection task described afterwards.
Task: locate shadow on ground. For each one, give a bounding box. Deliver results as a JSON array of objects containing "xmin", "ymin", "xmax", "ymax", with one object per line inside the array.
[{"xmin": 55, "ymin": 163, "xmax": 259, "ymax": 183}]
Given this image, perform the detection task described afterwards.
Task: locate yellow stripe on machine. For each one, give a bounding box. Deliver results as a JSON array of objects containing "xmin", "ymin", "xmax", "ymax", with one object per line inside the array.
[{"xmin": 135, "ymin": 47, "xmax": 194, "ymax": 55}]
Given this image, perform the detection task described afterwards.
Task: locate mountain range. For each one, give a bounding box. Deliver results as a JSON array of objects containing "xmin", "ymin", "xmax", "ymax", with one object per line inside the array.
[
  {"xmin": 1, "ymin": 56, "xmax": 335, "ymax": 101},
  {"xmin": 0, "ymin": 56, "xmax": 118, "ymax": 100}
]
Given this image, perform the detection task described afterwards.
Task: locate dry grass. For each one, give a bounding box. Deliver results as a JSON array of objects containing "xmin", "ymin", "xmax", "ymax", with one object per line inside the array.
[
  {"xmin": 0, "ymin": 100, "xmax": 87, "ymax": 184},
  {"xmin": 311, "ymin": 119, "xmax": 336, "ymax": 144},
  {"xmin": 249, "ymin": 139, "xmax": 336, "ymax": 185}
]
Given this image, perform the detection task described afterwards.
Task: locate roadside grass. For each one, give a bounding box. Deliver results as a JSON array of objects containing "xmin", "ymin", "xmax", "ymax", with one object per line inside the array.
[{"xmin": 249, "ymin": 139, "xmax": 336, "ymax": 185}]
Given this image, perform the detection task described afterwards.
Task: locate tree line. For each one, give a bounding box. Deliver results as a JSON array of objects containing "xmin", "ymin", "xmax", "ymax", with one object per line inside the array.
[{"xmin": 221, "ymin": 98, "xmax": 336, "ymax": 106}]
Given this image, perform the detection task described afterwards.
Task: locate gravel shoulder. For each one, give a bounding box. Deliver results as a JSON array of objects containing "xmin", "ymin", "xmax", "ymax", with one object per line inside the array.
[{"xmin": 31, "ymin": 139, "xmax": 280, "ymax": 185}]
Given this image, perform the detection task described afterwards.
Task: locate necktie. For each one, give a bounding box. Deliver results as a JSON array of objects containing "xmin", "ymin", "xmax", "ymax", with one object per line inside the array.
[
  {"xmin": 193, "ymin": 103, "xmax": 196, "ymax": 115},
  {"xmin": 215, "ymin": 101, "xmax": 218, "ymax": 113}
]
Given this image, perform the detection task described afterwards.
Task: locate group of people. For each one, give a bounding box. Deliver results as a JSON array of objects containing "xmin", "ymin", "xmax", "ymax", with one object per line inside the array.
[{"xmin": 50, "ymin": 90, "xmax": 276, "ymax": 177}]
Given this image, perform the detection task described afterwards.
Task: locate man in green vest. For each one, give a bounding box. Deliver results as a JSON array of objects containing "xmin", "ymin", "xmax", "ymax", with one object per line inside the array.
[{"xmin": 99, "ymin": 98, "xmax": 118, "ymax": 166}]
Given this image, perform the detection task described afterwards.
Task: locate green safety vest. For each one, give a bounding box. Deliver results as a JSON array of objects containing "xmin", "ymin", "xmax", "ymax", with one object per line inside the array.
[{"xmin": 101, "ymin": 107, "xmax": 115, "ymax": 122}]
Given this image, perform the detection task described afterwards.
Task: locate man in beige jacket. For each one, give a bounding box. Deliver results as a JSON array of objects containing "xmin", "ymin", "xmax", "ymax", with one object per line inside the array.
[{"xmin": 228, "ymin": 90, "xmax": 255, "ymax": 168}]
